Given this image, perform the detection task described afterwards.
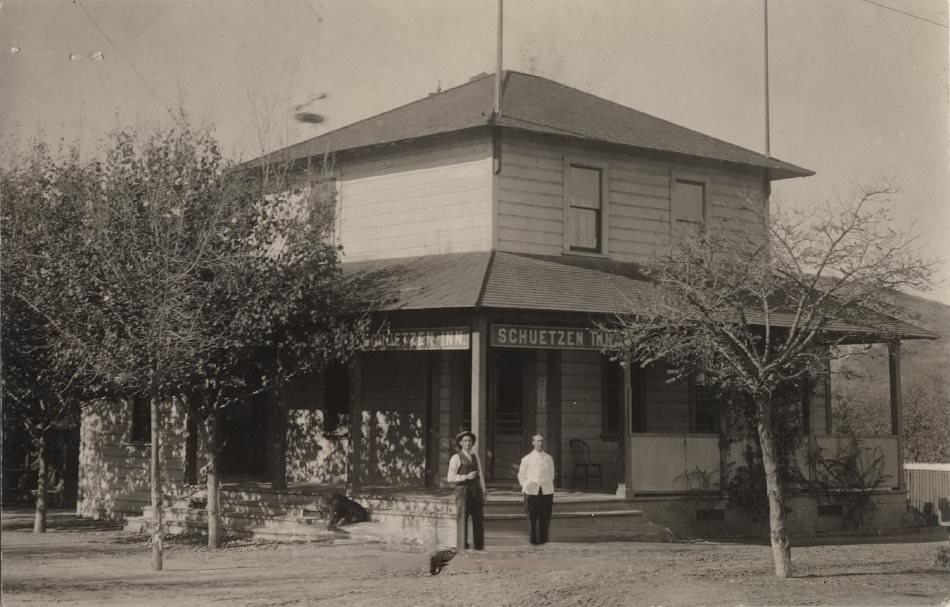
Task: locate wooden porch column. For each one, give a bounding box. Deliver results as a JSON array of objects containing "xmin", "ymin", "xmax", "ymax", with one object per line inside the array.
[
  {"xmin": 347, "ymin": 353, "xmax": 363, "ymax": 495},
  {"xmin": 620, "ymin": 357, "xmax": 633, "ymax": 498},
  {"xmin": 470, "ymin": 317, "xmax": 488, "ymax": 471},
  {"xmin": 888, "ymin": 340, "xmax": 904, "ymax": 491}
]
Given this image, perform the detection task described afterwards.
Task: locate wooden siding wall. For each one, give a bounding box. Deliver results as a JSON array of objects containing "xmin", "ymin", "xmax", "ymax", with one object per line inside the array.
[
  {"xmin": 336, "ymin": 134, "xmax": 493, "ymax": 261},
  {"xmin": 78, "ymin": 398, "xmax": 197, "ymax": 519},
  {"xmin": 283, "ymin": 351, "xmax": 464, "ymax": 487},
  {"xmin": 559, "ymin": 350, "xmax": 620, "ymax": 488},
  {"xmin": 360, "ymin": 351, "xmax": 430, "ymax": 486},
  {"xmin": 284, "ymin": 372, "xmax": 348, "ymax": 485},
  {"xmin": 496, "ymin": 131, "xmax": 768, "ymax": 262}
]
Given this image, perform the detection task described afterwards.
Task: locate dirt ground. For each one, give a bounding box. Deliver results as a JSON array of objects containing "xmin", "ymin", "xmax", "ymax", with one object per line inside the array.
[{"xmin": 2, "ymin": 509, "xmax": 948, "ymax": 607}]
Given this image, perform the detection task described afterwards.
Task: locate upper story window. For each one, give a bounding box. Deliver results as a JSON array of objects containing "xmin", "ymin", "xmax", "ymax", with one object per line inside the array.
[
  {"xmin": 671, "ymin": 178, "xmax": 707, "ymax": 225},
  {"xmin": 564, "ymin": 161, "xmax": 608, "ymax": 254}
]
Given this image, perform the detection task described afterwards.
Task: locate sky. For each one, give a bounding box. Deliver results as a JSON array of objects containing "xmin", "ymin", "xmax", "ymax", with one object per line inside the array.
[{"xmin": 2, "ymin": 0, "xmax": 948, "ymax": 303}]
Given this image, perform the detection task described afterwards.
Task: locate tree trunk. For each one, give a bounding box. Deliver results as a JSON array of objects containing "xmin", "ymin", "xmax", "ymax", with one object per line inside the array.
[
  {"xmin": 150, "ymin": 397, "xmax": 163, "ymax": 571},
  {"xmin": 270, "ymin": 387, "xmax": 288, "ymax": 491},
  {"xmin": 207, "ymin": 408, "xmax": 222, "ymax": 550},
  {"xmin": 33, "ymin": 432, "xmax": 47, "ymax": 533},
  {"xmin": 184, "ymin": 410, "xmax": 198, "ymax": 486},
  {"xmin": 756, "ymin": 394, "xmax": 792, "ymax": 578}
]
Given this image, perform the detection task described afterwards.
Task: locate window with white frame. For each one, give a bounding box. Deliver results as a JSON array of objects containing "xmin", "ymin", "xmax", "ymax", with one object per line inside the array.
[{"xmin": 565, "ymin": 163, "xmax": 606, "ymax": 253}]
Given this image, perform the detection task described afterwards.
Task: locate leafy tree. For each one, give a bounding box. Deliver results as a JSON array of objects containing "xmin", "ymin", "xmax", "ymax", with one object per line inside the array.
[
  {"xmin": 2, "ymin": 119, "xmax": 368, "ymax": 566},
  {"xmin": 612, "ymin": 187, "xmax": 936, "ymax": 577},
  {"xmin": 1, "ymin": 144, "xmax": 92, "ymax": 532}
]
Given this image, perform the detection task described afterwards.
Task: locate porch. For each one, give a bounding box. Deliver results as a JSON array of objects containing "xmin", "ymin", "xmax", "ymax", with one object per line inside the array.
[
  {"xmin": 628, "ymin": 434, "xmax": 902, "ymax": 493},
  {"xmin": 128, "ymin": 481, "xmax": 665, "ymax": 546}
]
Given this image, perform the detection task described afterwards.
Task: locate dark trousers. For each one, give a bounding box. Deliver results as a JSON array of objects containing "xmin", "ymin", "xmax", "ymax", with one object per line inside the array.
[
  {"xmin": 525, "ymin": 490, "xmax": 553, "ymax": 544},
  {"xmin": 456, "ymin": 486, "xmax": 484, "ymax": 550}
]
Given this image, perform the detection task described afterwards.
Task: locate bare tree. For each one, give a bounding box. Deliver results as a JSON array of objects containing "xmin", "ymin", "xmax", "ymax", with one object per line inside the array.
[{"xmin": 611, "ymin": 186, "xmax": 937, "ymax": 577}]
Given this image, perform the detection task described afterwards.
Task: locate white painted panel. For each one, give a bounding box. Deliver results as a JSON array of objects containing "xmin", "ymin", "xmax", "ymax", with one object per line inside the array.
[
  {"xmin": 342, "ymin": 175, "xmax": 488, "ymax": 207},
  {"xmin": 815, "ymin": 435, "xmax": 900, "ymax": 489},
  {"xmin": 630, "ymin": 435, "xmax": 688, "ymax": 491},
  {"xmin": 337, "ymin": 138, "xmax": 491, "ymax": 260},
  {"xmin": 342, "ymin": 158, "xmax": 488, "ymax": 191},
  {"xmin": 344, "ymin": 227, "xmax": 488, "ymax": 261},
  {"xmin": 685, "ymin": 436, "xmax": 721, "ymax": 489},
  {"xmin": 344, "ymin": 200, "xmax": 485, "ymax": 230}
]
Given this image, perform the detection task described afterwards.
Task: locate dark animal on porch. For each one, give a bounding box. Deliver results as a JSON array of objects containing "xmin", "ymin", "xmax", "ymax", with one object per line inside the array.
[
  {"xmin": 428, "ymin": 548, "xmax": 457, "ymax": 575},
  {"xmin": 326, "ymin": 493, "xmax": 370, "ymax": 529}
]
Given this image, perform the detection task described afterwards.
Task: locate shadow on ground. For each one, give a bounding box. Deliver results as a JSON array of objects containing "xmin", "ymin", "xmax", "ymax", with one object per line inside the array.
[{"xmin": 1, "ymin": 508, "xmax": 123, "ymax": 532}]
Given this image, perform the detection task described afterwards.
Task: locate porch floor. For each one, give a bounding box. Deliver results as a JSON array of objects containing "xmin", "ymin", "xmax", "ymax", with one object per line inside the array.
[{"xmin": 219, "ymin": 480, "xmax": 625, "ymax": 503}]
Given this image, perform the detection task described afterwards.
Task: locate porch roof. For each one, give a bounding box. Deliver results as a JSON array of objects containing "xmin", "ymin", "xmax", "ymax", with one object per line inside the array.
[{"xmin": 343, "ymin": 251, "xmax": 937, "ymax": 341}]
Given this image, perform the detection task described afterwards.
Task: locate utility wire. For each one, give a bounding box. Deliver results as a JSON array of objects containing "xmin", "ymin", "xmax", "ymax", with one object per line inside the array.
[
  {"xmin": 74, "ymin": 0, "xmax": 174, "ymax": 114},
  {"xmin": 857, "ymin": 0, "xmax": 949, "ymax": 29}
]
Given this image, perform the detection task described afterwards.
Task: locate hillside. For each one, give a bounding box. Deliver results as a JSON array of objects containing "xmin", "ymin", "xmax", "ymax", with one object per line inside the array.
[{"xmin": 831, "ymin": 292, "xmax": 950, "ymax": 462}]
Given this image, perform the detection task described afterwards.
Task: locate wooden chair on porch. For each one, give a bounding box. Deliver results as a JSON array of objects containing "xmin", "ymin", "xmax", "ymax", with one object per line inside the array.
[{"xmin": 568, "ymin": 439, "xmax": 602, "ymax": 490}]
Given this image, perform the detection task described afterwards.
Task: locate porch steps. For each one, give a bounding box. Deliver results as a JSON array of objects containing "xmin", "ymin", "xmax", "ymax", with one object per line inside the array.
[{"xmin": 126, "ymin": 487, "xmax": 672, "ymax": 545}]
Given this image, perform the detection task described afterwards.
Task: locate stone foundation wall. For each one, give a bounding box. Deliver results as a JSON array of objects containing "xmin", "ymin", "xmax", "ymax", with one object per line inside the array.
[{"xmin": 632, "ymin": 490, "xmax": 911, "ymax": 539}]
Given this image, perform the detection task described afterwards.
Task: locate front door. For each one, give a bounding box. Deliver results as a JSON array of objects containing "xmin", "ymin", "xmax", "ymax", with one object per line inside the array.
[
  {"xmin": 490, "ymin": 350, "xmax": 532, "ymax": 481},
  {"xmin": 219, "ymin": 399, "xmax": 267, "ymax": 479}
]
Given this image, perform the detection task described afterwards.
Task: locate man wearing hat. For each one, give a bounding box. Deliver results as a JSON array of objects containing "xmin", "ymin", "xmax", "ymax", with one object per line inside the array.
[{"xmin": 446, "ymin": 430, "xmax": 486, "ymax": 550}]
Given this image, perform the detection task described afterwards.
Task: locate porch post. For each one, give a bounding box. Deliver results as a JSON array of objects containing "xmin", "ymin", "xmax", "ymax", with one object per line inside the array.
[
  {"xmin": 347, "ymin": 353, "xmax": 363, "ymax": 495},
  {"xmin": 470, "ymin": 316, "xmax": 488, "ymax": 473},
  {"xmin": 620, "ymin": 357, "xmax": 633, "ymax": 498},
  {"xmin": 888, "ymin": 340, "xmax": 904, "ymax": 491}
]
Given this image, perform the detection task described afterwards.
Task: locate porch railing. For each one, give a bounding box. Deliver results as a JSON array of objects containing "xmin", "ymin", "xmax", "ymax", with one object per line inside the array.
[{"xmin": 628, "ymin": 434, "xmax": 900, "ymax": 493}]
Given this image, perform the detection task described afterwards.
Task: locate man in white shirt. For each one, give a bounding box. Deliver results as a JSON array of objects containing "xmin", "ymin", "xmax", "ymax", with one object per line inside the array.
[{"xmin": 517, "ymin": 433, "xmax": 556, "ymax": 545}]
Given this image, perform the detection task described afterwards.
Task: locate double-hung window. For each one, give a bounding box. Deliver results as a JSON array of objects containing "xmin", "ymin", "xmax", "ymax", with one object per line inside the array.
[{"xmin": 564, "ymin": 161, "xmax": 607, "ymax": 254}]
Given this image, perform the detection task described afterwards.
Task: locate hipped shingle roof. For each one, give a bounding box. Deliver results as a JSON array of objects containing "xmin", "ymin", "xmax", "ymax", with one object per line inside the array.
[{"xmin": 245, "ymin": 71, "xmax": 812, "ymax": 180}]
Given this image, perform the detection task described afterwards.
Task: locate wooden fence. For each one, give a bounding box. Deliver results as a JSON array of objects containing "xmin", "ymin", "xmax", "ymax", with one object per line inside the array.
[{"xmin": 904, "ymin": 463, "xmax": 950, "ymax": 518}]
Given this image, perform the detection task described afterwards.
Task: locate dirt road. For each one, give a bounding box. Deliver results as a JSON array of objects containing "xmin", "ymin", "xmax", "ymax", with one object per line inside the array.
[{"xmin": 2, "ymin": 509, "xmax": 948, "ymax": 606}]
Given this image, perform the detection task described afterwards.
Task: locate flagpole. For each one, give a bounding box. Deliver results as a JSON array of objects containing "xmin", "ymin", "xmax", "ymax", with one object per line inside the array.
[
  {"xmin": 763, "ymin": 0, "xmax": 771, "ymax": 157},
  {"xmin": 494, "ymin": 0, "xmax": 503, "ymax": 117}
]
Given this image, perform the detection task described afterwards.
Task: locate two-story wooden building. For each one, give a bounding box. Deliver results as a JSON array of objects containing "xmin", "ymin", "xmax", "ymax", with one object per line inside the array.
[{"xmin": 80, "ymin": 71, "xmax": 935, "ymax": 538}]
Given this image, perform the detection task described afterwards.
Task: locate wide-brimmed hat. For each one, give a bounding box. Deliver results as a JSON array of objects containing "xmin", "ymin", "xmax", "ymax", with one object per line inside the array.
[{"xmin": 455, "ymin": 430, "xmax": 476, "ymax": 446}]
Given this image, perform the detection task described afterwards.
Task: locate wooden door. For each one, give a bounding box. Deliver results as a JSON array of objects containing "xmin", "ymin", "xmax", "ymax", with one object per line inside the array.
[{"xmin": 490, "ymin": 350, "xmax": 531, "ymax": 481}]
